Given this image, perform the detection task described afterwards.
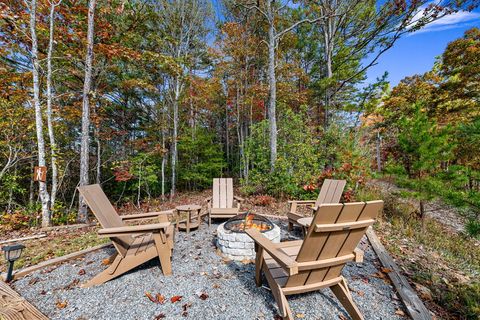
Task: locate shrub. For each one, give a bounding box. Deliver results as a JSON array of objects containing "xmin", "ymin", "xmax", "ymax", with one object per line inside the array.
[{"xmin": 466, "ymin": 219, "xmax": 480, "ymax": 239}]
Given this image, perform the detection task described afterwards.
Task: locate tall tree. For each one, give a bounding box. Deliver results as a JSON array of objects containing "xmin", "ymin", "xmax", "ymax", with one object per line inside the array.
[
  {"xmin": 28, "ymin": 0, "xmax": 51, "ymax": 227},
  {"xmin": 46, "ymin": 0, "xmax": 61, "ymax": 212},
  {"xmin": 78, "ymin": 0, "xmax": 97, "ymax": 222}
]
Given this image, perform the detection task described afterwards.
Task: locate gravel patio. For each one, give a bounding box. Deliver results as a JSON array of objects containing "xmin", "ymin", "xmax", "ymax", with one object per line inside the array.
[{"xmin": 12, "ymin": 219, "xmax": 407, "ymax": 319}]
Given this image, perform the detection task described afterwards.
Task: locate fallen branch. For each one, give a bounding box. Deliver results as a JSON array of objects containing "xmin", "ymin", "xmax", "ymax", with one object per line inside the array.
[{"xmin": 0, "ymin": 234, "xmax": 47, "ymax": 245}]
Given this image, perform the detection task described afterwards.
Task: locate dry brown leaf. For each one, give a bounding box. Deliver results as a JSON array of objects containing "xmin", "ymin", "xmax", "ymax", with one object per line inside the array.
[
  {"xmin": 154, "ymin": 313, "xmax": 166, "ymax": 319},
  {"xmin": 395, "ymin": 309, "xmax": 405, "ymax": 316},
  {"xmin": 338, "ymin": 315, "xmax": 348, "ymax": 320},
  {"xmin": 296, "ymin": 313, "xmax": 305, "ymax": 318},
  {"xmin": 101, "ymin": 258, "xmax": 111, "ymax": 265},
  {"xmin": 156, "ymin": 293, "xmax": 166, "ymax": 304},
  {"xmin": 356, "ymin": 290, "xmax": 365, "ymax": 297},
  {"xmin": 56, "ymin": 300, "xmax": 68, "ymax": 309},
  {"xmin": 170, "ymin": 295, "xmax": 183, "ymax": 303},
  {"xmin": 145, "ymin": 292, "xmax": 157, "ymax": 303},
  {"xmin": 381, "ymin": 267, "xmax": 393, "ymax": 273},
  {"xmin": 78, "ymin": 269, "xmax": 86, "ymax": 276}
]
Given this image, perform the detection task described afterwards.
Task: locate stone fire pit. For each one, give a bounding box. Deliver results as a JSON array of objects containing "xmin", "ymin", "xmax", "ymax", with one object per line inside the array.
[{"xmin": 216, "ymin": 214, "xmax": 281, "ymax": 261}]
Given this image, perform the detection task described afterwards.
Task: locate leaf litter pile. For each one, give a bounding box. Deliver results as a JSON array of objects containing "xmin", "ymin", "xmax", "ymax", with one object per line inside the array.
[{"xmin": 12, "ymin": 220, "xmax": 407, "ymax": 319}]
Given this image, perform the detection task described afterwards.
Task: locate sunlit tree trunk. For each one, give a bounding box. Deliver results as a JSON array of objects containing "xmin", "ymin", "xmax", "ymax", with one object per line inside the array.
[
  {"xmin": 78, "ymin": 0, "xmax": 96, "ymax": 222},
  {"xmin": 29, "ymin": 0, "xmax": 51, "ymax": 227},
  {"xmin": 46, "ymin": 0, "xmax": 61, "ymax": 212}
]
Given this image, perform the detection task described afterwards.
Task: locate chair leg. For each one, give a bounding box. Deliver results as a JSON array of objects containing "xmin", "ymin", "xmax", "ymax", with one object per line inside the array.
[
  {"xmin": 153, "ymin": 232, "xmax": 172, "ymax": 276},
  {"xmin": 330, "ymin": 278, "xmax": 364, "ymax": 320},
  {"xmin": 264, "ymin": 265, "xmax": 293, "ymax": 319}
]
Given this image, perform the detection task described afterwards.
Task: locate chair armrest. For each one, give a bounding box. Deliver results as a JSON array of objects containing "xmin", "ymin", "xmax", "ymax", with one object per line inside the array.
[
  {"xmin": 98, "ymin": 222, "xmax": 171, "ymax": 237},
  {"xmin": 245, "ymin": 229, "xmax": 298, "ymax": 276},
  {"xmin": 287, "ymin": 200, "xmax": 316, "ymax": 205},
  {"xmin": 120, "ymin": 210, "xmax": 174, "ymax": 221},
  {"xmin": 234, "ymin": 195, "xmax": 245, "ymax": 202}
]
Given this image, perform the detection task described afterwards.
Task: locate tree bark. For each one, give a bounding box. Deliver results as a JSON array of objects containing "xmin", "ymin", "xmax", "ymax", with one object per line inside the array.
[
  {"xmin": 78, "ymin": 0, "xmax": 96, "ymax": 223},
  {"xmin": 170, "ymin": 76, "xmax": 180, "ymax": 199},
  {"xmin": 267, "ymin": 0, "xmax": 277, "ymax": 170},
  {"xmin": 29, "ymin": 0, "xmax": 51, "ymax": 227},
  {"xmin": 46, "ymin": 0, "xmax": 60, "ymax": 212}
]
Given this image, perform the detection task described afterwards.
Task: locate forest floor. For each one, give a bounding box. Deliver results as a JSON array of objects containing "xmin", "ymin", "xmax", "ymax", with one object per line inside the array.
[{"xmin": 2, "ymin": 182, "xmax": 479, "ymax": 318}]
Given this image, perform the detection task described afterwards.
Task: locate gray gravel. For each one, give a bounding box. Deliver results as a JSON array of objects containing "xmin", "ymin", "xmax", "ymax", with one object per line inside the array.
[{"xmin": 13, "ymin": 219, "xmax": 407, "ymax": 319}]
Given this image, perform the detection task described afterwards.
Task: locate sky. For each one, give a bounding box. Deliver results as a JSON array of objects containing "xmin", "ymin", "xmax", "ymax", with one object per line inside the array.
[{"xmin": 367, "ymin": 8, "xmax": 480, "ymax": 86}]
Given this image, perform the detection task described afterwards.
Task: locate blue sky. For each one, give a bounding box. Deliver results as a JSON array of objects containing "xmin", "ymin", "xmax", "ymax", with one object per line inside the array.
[{"xmin": 367, "ymin": 8, "xmax": 480, "ymax": 86}]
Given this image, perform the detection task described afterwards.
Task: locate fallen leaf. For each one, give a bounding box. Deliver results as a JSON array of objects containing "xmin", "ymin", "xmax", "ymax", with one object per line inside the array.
[
  {"xmin": 296, "ymin": 313, "xmax": 305, "ymax": 318},
  {"xmin": 28, "ymin": 277, "xmax": 39, "ymax": 285},
  {"xmin": 64, "ymin": 279, "xmax": 80, "ymax": 290},
  {"xmin": 56, "ymin": 300, "xmax": 68, "ymax": 309},
  {"xmin": 212, "ymin": 283, "xmax": 221, "ymax": 289},
  {"xmin": 101, "ymin": 258, "xmax": 111, "ymax": 265},
  {"xmin": 381, "ymin": 267, "xmax": 393, "ymax": 273},
  {"xmin": 39, "ymin": 290, "xmax": 47, "ymax": 295},
  {"xmin": 196, "ymin": 291, "xmax": 209, "ymax": 300},
  {"xmin": 78, "ymin": 269, "xmax": 86, "ymax": 276},
  {"xmin": 170, "ymin": 295, "xmax": 183, "ymax": 303},
  {"xmin": 338, "ymin": 315, "xmax": 348, "ymax": 320},
  {"xmin": 156, "ymin": 293, "xmax": 166, "ymax": 304},
  {"xmin": 395, "ymin": 309, "xmax": 405, "ymax": 316},
  {"xmin": 145, "ymin": 292, "xmax": 157, "ymax": 303},
  {"xmin": 356, "ymin": 290, "xmax": 365, "ymax": 297},
  {"xmin": 154, "ymin": 313, "xmax": 166, "ymax": 319}
]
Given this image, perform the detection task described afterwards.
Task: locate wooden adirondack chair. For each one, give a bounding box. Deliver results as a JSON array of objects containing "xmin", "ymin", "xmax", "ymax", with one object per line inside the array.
[
  {"xmin": 287, "ymin": 179, "xmax": 346, "ymax": 231},
  {"xmin": 206, "ymin": 178, "xmax": 244, "ymax": 226},
  {"xmin": 78, "ymin": 184, "xmax": 175, "ymax": 287},
  {"xmin": 246, "ymin": 200, "xmax": 383, "ymax": 320}
]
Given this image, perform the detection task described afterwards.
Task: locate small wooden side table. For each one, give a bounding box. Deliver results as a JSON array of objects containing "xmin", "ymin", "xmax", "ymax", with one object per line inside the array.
[
  {"xmin": 175, "ymin": 204, "xmax": 202, "ymax": 234},
  {"xmin": 297, "ymin": 217, "xmax": 313, "ymax": 237}
]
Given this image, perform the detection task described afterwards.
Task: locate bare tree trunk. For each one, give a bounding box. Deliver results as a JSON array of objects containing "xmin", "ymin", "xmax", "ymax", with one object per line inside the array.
[
  {"xmin": 225, "ymin": 103, "xmax": 230, "ymax": 169},
  {"xmin": 29, "ymin": 0, "xmax": 51, "ymax": 227},
  {"xmin": 46, "ymin": 0, "xmax": 60, "ymax": 212},
  {"xmin": 376, "ymin": 132, "xmax": 382, "ymax": 172},
  {"xmin": 78, "ymin": 0, "xmax": 96, "ymax": 223},
  {"xmin": 95, "ymin": 127, "xmax": 101, "ymax": 184},
  {"xmin": 170, "ymin": 76, "xmax": 180, "ymax": 199},
  {"xmin": 267, "ymin": 0, "xmax": 277, "ymax": 170}
]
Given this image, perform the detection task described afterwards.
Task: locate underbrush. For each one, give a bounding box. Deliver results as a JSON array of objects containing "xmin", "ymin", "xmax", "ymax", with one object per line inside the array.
[{"xmin": 357, "ymin": 185, "xmax": 480, "ymax": 319}]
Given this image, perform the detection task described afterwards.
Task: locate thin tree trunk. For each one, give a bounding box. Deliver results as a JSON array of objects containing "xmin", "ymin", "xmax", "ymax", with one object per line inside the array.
[
  {"xmin": 95, "ymin": 127, "xmax": 101, "ymax": 184},
  {"xmin": 29, "ymin": 0, "xmax": 51, "ymax": 227},
  {"xmin": 267, "ymin": 0, "xmax": 277, "ymax": 170},
  {"xmin": 78, "ymin": 0, "xmax": 96, "ymax": 223},
  {"xmin": 170, "ymin": 76, "xmax": 180, "ymax": 199},
  {"xmin": 225, "ymin": 103, "xmax": 230, "ymax": 170},
  {"xmin": 46, "ymin": 0, "xmax": 60, "ymax": 212}
]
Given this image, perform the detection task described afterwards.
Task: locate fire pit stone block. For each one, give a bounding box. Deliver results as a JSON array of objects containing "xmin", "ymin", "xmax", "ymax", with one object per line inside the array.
[{"xmin": 216, "ymin": 222, "xmax": 281, "ymax": 261}]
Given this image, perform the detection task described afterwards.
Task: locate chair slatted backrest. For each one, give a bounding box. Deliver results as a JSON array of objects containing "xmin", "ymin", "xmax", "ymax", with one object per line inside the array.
[
  {"xmin": 285, "ymin": 201, "xmax": 383, "ymax": 288},
  {"xmin": 78, "ymin": 184, "xmax": 133, "ymax": 257},
  {"xmin": 212, "ymin": 178, "xmax": 234, "ymax": 209},
  {"xmin": 314, "ymin": 179, "xmax": 346, "ymax": 208}
]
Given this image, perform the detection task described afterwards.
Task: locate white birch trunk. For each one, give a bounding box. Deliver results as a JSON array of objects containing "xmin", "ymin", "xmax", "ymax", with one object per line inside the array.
[
  {"xmin": 29, "ymin": 0, "xmax": 51, "ymax": 227},
  {"xmin": 78, "ymin": 0, "xmax": 96, "ymax": 222},
  {"xmin": 46, "ymin": 0, "xmax": 60, "ymax": 212}
]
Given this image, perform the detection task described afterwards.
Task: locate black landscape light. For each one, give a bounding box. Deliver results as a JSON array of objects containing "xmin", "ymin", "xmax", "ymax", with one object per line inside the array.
[{"xmin": 2, "ymin": 243, "xmax": 25, "ymax": 282}]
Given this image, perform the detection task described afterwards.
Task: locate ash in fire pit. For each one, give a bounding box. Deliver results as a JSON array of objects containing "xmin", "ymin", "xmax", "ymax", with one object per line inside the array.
[
  {"xmin": 217, "ymin": 213, "xmax": 280, "ymax": 261},
  {"xmin": 224, "ymin": 213, "xmax": 274, "ymax": 233}
]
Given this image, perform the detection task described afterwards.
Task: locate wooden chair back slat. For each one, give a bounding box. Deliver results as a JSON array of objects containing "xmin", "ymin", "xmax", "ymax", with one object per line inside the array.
[
  {"xmin": 284, "ymin": 201, "xmax": 382, "ymax": 288},
  {"xmin": 315, "ymin": 179, "xmax": 346, "ymax": 207},
  {"xmin": 212, "ymin": 178, "xmax": 234, "ymax": 209},
  {"xmin": 78, "ymin": 184, "xmax": 133, "ymax": 257},
  {"xmin": 226, "ymin": 178, "xmax": 234, "ymax": 208},
  {"xmin": 213, "ymin": 178, "xmax": 220, "ymax": 208}
]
